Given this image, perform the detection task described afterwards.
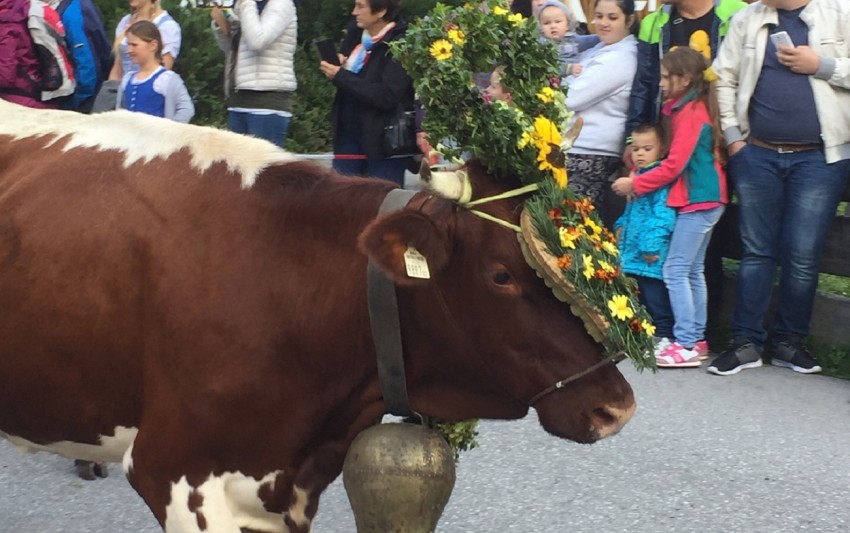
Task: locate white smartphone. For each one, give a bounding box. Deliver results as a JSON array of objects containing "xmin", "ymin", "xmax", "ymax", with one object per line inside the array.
[{"xmin": 770, "ymin": 31, "xmax": 795, "ymax": 50}]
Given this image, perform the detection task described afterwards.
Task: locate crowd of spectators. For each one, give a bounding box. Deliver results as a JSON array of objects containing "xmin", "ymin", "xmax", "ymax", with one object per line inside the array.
[{"xmin": 1, "ymin": 0, "xmax": 848, "ymax": 372}]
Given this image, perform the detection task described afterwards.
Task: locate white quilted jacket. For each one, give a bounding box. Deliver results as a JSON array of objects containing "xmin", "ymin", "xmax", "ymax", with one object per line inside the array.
[{"xmin": 213, "ymin": 0, "xmax": 298, "ymax": 93}]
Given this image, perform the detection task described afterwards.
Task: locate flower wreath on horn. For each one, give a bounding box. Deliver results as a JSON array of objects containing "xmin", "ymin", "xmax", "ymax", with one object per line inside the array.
[{"xmin": 393, "ymin": 1, "xmax": 654, "ymax": 370}]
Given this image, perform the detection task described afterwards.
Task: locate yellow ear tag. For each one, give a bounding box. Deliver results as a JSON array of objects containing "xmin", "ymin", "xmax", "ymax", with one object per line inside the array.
[{"xmin": 403, "ymin": 247, "xmax": 431, "ymax": 279}]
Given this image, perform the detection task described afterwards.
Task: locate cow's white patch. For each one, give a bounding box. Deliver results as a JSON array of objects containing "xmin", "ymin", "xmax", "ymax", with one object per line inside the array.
[
  {"xmin": 287, "ymin": 486, "xmax": 311, "ymax": 531},
  {"xmin": 164, "ymin": 471, "xmax": 303, "ymax": 533},
  {"xmin": 0, "ymin": 100, "xmax": 297, "ymax": 188},
  {"xmin": 0, "ymin": 425, "xmax": 137, "ymax": 462}
]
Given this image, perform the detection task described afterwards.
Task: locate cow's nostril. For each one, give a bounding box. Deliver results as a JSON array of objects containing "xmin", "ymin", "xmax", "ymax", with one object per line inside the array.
[
  {"xmin": 589, "ymin": 401, "xmax": 636, "ymax": 440},
  {"xmin": 592, "ymin": 406, "xmax": 617, "ymax": 427}
]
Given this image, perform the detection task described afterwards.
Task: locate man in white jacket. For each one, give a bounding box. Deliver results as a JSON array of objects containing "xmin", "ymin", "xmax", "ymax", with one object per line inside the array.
[
  {"xmin": 211, "ymin": 0, "xmax": 297, "ymax": 147},
  {"xmin": 708, "ymin": 0, "xmax": 850, "ymax": 376}
]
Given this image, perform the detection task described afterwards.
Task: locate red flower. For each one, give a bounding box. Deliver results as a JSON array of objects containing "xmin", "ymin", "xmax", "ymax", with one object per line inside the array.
[{"xmin": 629, "ymin": 318, "xmax": 643, "ymax": 332}]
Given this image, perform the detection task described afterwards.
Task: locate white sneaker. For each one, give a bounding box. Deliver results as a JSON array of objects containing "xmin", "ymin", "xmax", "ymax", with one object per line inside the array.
[{"xmin": 653, "ymin": 337, "xmax": 671, "ymax": 358}]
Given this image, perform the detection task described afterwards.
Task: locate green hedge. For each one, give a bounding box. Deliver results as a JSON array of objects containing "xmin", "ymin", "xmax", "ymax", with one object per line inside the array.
[{"xmin": 92, "ymin": 0, "xmax": 466, "ymax": 152}]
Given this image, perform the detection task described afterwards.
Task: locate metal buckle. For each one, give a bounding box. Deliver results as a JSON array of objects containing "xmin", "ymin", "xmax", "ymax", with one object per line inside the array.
[{"xmin": 777, "ymin": 145, "xmax": 795, "ymax": 154}]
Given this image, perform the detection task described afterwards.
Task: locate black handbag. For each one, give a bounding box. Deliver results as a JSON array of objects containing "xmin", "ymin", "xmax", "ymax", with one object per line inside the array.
[{"xmin": 383, "ymin": 105, "xmax": 418, "ymax": 156}]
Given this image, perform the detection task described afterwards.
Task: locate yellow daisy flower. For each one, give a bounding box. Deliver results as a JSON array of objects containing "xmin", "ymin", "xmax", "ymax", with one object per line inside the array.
[
  {"xmin": 493, "ymin": 6, "xmax": 508, "ymax": 15},
  {"xmin": 608, "ymin": 295, "xmax": 634, "ymax": 321},
  {"xmin": 601, "ymin": 241, "xmax": 618, "ymax": 256},
  {"xmin": 536, "ymin": 87, "xmax": 555, "ymax": 104},
  {"xmin": 448, "ymin": 29, "xmax": 465, "ymax": 46},
  {"xmin": 507, "ymin": 12, "xmax": 524, "ymax": 25},
  {"xmin": 430, "ymin": 39, "xmax": 453, "ymax": 61},
  {"xmin": 598, "ymin": 260, "xmax": 615, "ymax": 274},
  {"xmin": 582, "ymin": 254, "xmax": 594, "ymax": 280},
  {"xmin": 559, "ymin": 226, "xmax": 580, "ymax": 249},
  {"xmin": 642, "ymin": 320, "xmax": 656, "ymax": 337}
]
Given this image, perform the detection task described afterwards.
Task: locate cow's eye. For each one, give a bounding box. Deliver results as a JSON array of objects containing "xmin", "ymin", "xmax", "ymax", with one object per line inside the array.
[{"xmin": 493, "ymin": 271, "xmax": 512, "ymax": 285}]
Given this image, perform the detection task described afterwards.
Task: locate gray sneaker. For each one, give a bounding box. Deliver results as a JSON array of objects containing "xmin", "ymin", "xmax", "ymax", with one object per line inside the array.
[
  {"xmin": 707, "ymin": 337, "xmax": 763, "ymax": 376},
  {"xmin": 770, "ymin": 340, "xmax": 822, "ymax": 374}
]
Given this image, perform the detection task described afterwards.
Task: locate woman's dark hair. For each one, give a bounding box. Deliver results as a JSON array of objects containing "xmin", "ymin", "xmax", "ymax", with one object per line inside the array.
[
  {"xmin": 366, "ymin": 0, "xmax": 400, "ymax": 21},
  {"xmin": 126, "ymin": 20, "xmax": 163, "ymax": 62},
  {"xmin": 594, "ymin": 0, "xmax": 639, "ymax": 36}
]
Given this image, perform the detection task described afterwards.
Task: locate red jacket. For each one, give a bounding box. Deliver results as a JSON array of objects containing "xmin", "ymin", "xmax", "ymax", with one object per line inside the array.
[{"xmin": 632, "ymin": 91, "xmax": 728, "ymax": 209}]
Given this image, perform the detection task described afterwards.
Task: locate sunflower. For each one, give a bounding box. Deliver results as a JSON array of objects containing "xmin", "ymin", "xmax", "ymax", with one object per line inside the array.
[
  {"xmin": 550, "ymin": 166, "xmax": 567, "ymax": 188},
  {"xmin": 532, "ymin": 116, "xmax": 561, "ymax": 147},
  {"xmin": 583, "ymin": 217, "xmax": 602, "ymax": 238},
  {"xmin": 430, "ymin": 39, "xmax": 453, "ymax": 61}
]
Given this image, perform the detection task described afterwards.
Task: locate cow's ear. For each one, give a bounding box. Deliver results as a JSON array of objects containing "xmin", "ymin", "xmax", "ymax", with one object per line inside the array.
[{"xmin": 358, "ymin": 210, "xmax": 451, "ymax": 286}]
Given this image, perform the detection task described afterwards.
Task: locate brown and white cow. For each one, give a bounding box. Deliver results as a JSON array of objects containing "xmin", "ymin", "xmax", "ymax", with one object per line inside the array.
[{"xmin": 0, "ymin": 100, "xmax": 635, "ymax": 533}]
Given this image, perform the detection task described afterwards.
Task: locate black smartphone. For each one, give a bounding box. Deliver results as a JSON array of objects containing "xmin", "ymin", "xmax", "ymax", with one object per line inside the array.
[{"xmin": 315, "ymin": 39, "xmax": 340, "ymax": 66}]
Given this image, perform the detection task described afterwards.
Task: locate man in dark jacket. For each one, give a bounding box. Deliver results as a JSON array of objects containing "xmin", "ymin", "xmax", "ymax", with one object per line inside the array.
[{"xmin": 319, "ymin": 0, "xmax": 414, "ymax": 187}]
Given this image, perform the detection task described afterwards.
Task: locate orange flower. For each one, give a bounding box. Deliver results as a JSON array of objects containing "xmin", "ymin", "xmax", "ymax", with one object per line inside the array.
[
  {"xmin": 629, "ymin": 318, "xmax": 643, "ymax": 332},
  {"xmin": 556, "ymin": 254, "xmax": 572, "ymax": 271}
]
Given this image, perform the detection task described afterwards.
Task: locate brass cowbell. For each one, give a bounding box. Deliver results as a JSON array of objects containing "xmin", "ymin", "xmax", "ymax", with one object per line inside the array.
[{"xmin": 343, "ymin": 423, "xmax": 457, "ymax": 533}]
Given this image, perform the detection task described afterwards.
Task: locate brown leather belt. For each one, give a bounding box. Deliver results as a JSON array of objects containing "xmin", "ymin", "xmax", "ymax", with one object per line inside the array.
[{"xmin": 749, "ymin": 137, "xmax": 823, "ymax": 154}]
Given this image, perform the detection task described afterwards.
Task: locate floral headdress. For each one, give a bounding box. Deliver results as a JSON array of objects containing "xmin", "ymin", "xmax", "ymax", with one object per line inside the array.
[
  {"xmin": 393, "ymin": 1, "xmax": 571, "ymax": 186},
  {"xmin": 393, "ymin": 1, "xmax": 655, "ymax": 370}
]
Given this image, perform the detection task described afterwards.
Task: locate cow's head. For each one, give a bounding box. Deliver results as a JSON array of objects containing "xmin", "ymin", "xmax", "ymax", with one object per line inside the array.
[{"xmin": 359, "ymin": 160, "xmax": 635, "ymax": 444}]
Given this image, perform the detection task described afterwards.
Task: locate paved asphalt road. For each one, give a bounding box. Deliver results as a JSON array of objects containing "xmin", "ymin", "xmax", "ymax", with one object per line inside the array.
[{"xmin": 1, "ymin": 363, "xmax": 848, "ymax": 533}]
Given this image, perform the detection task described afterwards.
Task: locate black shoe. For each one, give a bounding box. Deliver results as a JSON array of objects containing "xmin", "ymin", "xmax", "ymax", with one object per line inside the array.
[
  {"xmin": 770, "ymin": 340, "xmax": 822, "ymax": 374},
  {"xmin": 707, "ymin": 336, "xmax": 763, "ymax": 376}
]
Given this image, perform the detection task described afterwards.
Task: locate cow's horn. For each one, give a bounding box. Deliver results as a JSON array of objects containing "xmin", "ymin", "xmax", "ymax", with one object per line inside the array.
[
  {"xmin": 562, "ymin": 116, "xmax": 584, "ymax": 151},
  {"xmin": 422, "ymin": 166, "xmax": 473, "ymax": 204}
]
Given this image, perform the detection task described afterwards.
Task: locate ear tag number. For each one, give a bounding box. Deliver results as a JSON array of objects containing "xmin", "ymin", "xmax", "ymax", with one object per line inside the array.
[{"xmin": 403, "ymin": 247, "xmax": 431, "ymax": 279}]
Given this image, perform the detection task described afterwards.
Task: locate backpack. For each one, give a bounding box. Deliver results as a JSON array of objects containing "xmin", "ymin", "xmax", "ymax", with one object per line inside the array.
[
  {"xmin": 56, "ymin": 0, "xmax": 111, "ymax": 85},
  {"xmin": 26, "ymin": 0, "xmax": 76, "ymax": 101},
  {"xmin": 55, "ymin": 0, "xmax": 112, "ymax": 110}
]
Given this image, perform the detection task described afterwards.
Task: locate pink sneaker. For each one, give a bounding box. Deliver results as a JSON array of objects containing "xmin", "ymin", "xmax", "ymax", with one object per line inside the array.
[
  {"xmin": 656, "ymin": 342, "xmax": 702, "ymax": 368},
  {"xmin": 695, "ymin": 340, "xmax": 710, "ymax": 361}
]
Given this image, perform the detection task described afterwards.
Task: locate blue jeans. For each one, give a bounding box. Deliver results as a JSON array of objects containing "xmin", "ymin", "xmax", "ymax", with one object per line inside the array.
[
  {"xmin": 333, "ymin": 131, "xmax": 409, "ymax": 188},
  {"xmin": 664, "ymin": 206, "xmax": 725, "ymax": 347},
  {"xmin": 729, "ymin": 144, "xmax": 850, "ymax": 346},
  {"xmin": 634, "ymin": 275, "xmax": 674, "ymax": 340},
  {"xmin": 227, "ymin": 111, "xmax": 291, "ymax": 147}
]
